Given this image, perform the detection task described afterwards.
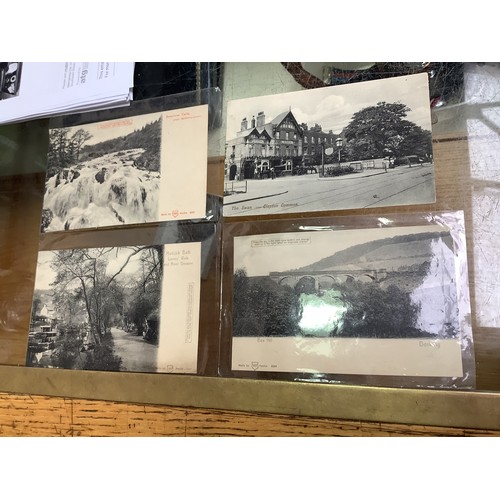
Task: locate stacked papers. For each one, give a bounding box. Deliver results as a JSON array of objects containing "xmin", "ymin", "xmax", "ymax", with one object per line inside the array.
[{"xmin": 0, "ymin": 62, "xmax": 135, "ymax": 125}]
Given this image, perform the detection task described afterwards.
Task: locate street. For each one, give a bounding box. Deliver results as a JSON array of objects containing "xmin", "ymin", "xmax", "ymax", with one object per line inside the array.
[
  {"xmin": 224, "ymin": 164, "xmax": 435, "ymax": 217},
  {"xmin": 110, "ymin": 327, "xmax": 158, "ymax": 373}
]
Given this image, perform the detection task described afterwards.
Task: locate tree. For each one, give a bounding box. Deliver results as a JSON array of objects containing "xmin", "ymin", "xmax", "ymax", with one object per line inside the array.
[
  {"xmin": 31, "ymin": 296, "xmax": 42, "ymax": 324},
  {"xmin": 343, "ymin": 101, "xmax": 431, "ymax": 160},
  {"xmin": 51, "ymin": 323, "xmax": 84, "ymax": 369},
  {"xmin": 263, "ymin": 284, "xmax": 302, "ymax": 337},
  {"xmin": 338, "ymin": 281, "xmax": 421, "ymax": 338},
  {"xmin": 47, "ymin": 128, "xmax": 71, "ymax": 176},
  {"xmin": 50, "ymin": 248, "xmax": 112, "ymax": 344},
  {"xmin": 233, "ymin": 269, "xmax": 302, "ymax": 337},
  {"xmin": 70, "ymin": 129, "xmax": 93, "ymax": 161},
  {"xmin": 397, "ymin": 124, "xmax": 432, "ymax": 159},
  {"xmin": 47, "ymin": 128, "xmax": 93, "ymax": 177},
  {"xmin": 124, "ymin": 246, "xmax": 163, "ymax": 342},
  {"xmin": 83, "ymin": 343, "xmax": 122, "ymax": 371}
]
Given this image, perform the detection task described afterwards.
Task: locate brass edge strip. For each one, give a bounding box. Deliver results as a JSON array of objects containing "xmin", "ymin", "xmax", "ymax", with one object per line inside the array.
[{"xmin": 0, "ymin": 365, "xmax": 498, "ymax": 430}]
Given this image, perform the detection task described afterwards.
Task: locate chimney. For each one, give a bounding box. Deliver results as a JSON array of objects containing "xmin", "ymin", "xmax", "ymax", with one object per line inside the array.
[
  {"xmin": 256, "ymin": 111, "xmax": 265, "ymax": 127},
  {"xmin": 241, "ymin": 117, "xmax": 247, "ymax": 131},
  {"xmin": 251, "ymin": 115, "xmax": 256, "ymax": 128}
]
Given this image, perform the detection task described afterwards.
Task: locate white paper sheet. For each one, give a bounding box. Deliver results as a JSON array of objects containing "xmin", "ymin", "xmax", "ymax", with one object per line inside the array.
[
  {"xmin": 158, "ymin": 242, "xmax": 201, "ymax": 373},
  {"xmin": 0, "ymin": 62, "xmax": 134, "ymax": 124}
]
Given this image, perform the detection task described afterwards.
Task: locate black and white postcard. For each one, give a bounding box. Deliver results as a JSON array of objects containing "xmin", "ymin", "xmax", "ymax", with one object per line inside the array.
[
  {"xmin": 41, "ymin": 105, "xmax": 208, "ymax": 232},
  {"xmin": 26, "ymin": 242, "xmax": 201, "ymax": 374},
  {"xmin": 231, "ymin": 222, "xmax": 471, "ymax": 379},
  {"xmin": 224, "ymin": 73, "xmax": 435, "ymax": 217}
]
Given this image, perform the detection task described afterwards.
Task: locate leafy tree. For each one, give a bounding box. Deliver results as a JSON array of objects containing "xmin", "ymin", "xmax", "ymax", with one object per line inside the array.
[
  {"xmin": 233, "ymin": 269, "xmax": 302, "ymax": 337},
  {"xmin": 50, "ymin": 248, "xmax": 110, "ymax": 344},
  {"xmin": 31, "ymin": 296, "xmax": 42, "ymax": 324},
  {"xmin": 47, "ymin": 128, "xmax": 71, "ymax": 176},
  {"xmin": 343, "ymin": 101, "xmax": 431, "ymax": 160},
  {"xmin": 263, "ymin": 284, "xmax": 302, "ymax": 337},
  {"xmin": 47, "ymin": 127, "xmax": 93, "ymax": 177},
  {"xmin": 397, "ymin": 124, "xmax": 432, "ymax": 159},
  {"xmin": 49, "ymin": 247, "xmax": 153, "ymax": 344},
  {"xmin": 233, "ymin": 268, "xmax": 261, "ymax": 337},
  {"xmin": 50, "ymin": 323, "xmax": 84, "ymax": 369},
  {"xmin": 51, "ymin": 287, "xmax": 87, "ymax": 326},
  {"xmin": 83, "ymin": 342, "xmax": 122, "ymax": 371},
  {"xmin": 338, "ymin": 281, "xmax": 421, "ymax": 338},
  {"xmin": 124, "ymin": 246, "xmax": 163, "ymax": 342},
  {"xmin": 70, "ymin": 129, "xmax": 93, "ymax": 160}
]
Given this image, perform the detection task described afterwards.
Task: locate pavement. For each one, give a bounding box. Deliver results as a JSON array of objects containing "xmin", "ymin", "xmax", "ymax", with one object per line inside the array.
[{"xmin": 223, "ymin": 168, "xmax": 389, "ymax": 206}]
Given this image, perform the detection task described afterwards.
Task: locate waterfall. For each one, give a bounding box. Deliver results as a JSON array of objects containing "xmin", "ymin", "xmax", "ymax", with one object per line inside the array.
[{"xmin": 42, "ymin": 149, "xmax": 160, "ymax": 232}]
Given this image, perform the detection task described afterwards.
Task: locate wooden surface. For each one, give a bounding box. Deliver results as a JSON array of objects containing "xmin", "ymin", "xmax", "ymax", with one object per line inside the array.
[{"xmin": 1, "ymin": 391, "xmax": 499, "ymax": 437}]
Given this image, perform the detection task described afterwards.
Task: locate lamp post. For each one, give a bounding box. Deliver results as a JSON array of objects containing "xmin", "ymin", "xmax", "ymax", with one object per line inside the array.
[
  {"xmin": 321, "ymin": 142, "xmax": 325, "ymax": 177},
  {"xmin": 336, "ymin": 137, "xmax": 343, "ymax": 168}
]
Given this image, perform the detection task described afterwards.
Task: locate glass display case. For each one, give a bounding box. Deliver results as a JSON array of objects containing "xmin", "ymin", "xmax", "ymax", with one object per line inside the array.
[{"xmin": 0, "ymin": 62, "xmax": 499, "ymax": 431}]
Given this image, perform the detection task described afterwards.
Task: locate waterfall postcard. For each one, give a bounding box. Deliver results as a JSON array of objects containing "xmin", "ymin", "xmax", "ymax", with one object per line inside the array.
[
  {"xmin": 227, "ymin": 212, "xmax": 474, "ymax": 387},
  {"xmin": 26, "ymin": 241, "xmax": 201, "ymax": 374},
  {"xmin": 40, "ymin": 105, "xmax": 208, "ymax": 233}
]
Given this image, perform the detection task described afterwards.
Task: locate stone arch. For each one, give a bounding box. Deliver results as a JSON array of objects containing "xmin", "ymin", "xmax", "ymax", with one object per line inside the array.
[
  {"xmin": 317, "ymin": 275, "xmax": 337, "ymax": 290},
  {"xmin": 358, "ymin": 274, "xmax": 376, "ymax": 283},
  {"xmin": 294, "ymin": 276, "xmax": 316, "ymax": 294},
  {"xmin": 279, "ymin": 276, "xmax": 295, "ymax": 288}
]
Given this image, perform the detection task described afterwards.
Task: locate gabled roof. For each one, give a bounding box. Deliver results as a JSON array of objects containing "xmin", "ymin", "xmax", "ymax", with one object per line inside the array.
[
  {"xmin": 270, "ymin": 111, "xmax": 290, "ymax": 125},
  {"xmin": 239, "ymin": 127, "xmax": 272, "ymax": 141},
  {"xmin": 237, "ymin": 110, "xmax": 304, "ymax": 140},
  {"xmin": 269, "ymin": 110, "xmax": 303, "ymax": 136},
  {"xmin": 255, "ymin": 127, "xmax": 272, "ymax": 140},
  {"xmin": 238, "ymin": 128, "xmax": 259, "ymax": 139}
]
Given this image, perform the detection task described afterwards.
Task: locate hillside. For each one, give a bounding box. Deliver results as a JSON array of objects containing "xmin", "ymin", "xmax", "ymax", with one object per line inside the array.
[
  {"xmin": 78, "ymin": 117, "xmax": 162, "ymax": 171},
  {"xmin": 293, "ymin": 231, "xmax": 452, "ymax": 273}
]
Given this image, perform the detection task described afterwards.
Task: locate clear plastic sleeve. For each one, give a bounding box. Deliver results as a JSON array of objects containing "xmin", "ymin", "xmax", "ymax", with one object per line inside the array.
[
  {"xmin": 0, "ymin": 88, "xmax": 223, "ymax": 375},
  {"xmin": 219, "ymin": 210, "xmax": 475, "ymax": 389},
  {"xmin": 27, "ymin": 218, "xmax": 221, "ymax": 376},
  {"xmin": 44, "ymin": 87, "xmax": 222, "ymax": 232}
]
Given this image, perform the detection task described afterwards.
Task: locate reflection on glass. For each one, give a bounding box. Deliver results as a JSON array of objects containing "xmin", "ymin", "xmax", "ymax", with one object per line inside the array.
[
  {"xmin": 465, "ymin": 63, "xmax": 500, "ymax": 328},
  {"xmin": 298, "ymin": 290, "xmax": 347, "ymax": 336}
]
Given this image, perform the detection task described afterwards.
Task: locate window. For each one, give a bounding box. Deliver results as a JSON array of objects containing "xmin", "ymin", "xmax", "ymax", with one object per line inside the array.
[
  {"xmin": 286, "ymin": 132, "xmax": 289, "ymax": 140},
  {"xmin": 312, "ymin": 136, "xmax": 315, "ymax": 144},
  {"xmin": 304, "ymin": 136, "xmax": 308, "ymax": 144}
]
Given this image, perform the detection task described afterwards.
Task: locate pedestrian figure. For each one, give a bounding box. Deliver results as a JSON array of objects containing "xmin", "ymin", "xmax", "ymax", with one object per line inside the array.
[{"xmin": 271, "ymin": 167, "xmax": 276, "ymax": 180}]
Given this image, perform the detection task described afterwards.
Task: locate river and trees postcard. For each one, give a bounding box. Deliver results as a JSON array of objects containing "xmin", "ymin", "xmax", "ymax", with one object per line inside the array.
[{"xmin": 27, "ymin": 241, "xmax": 201, "ymax": 374}]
